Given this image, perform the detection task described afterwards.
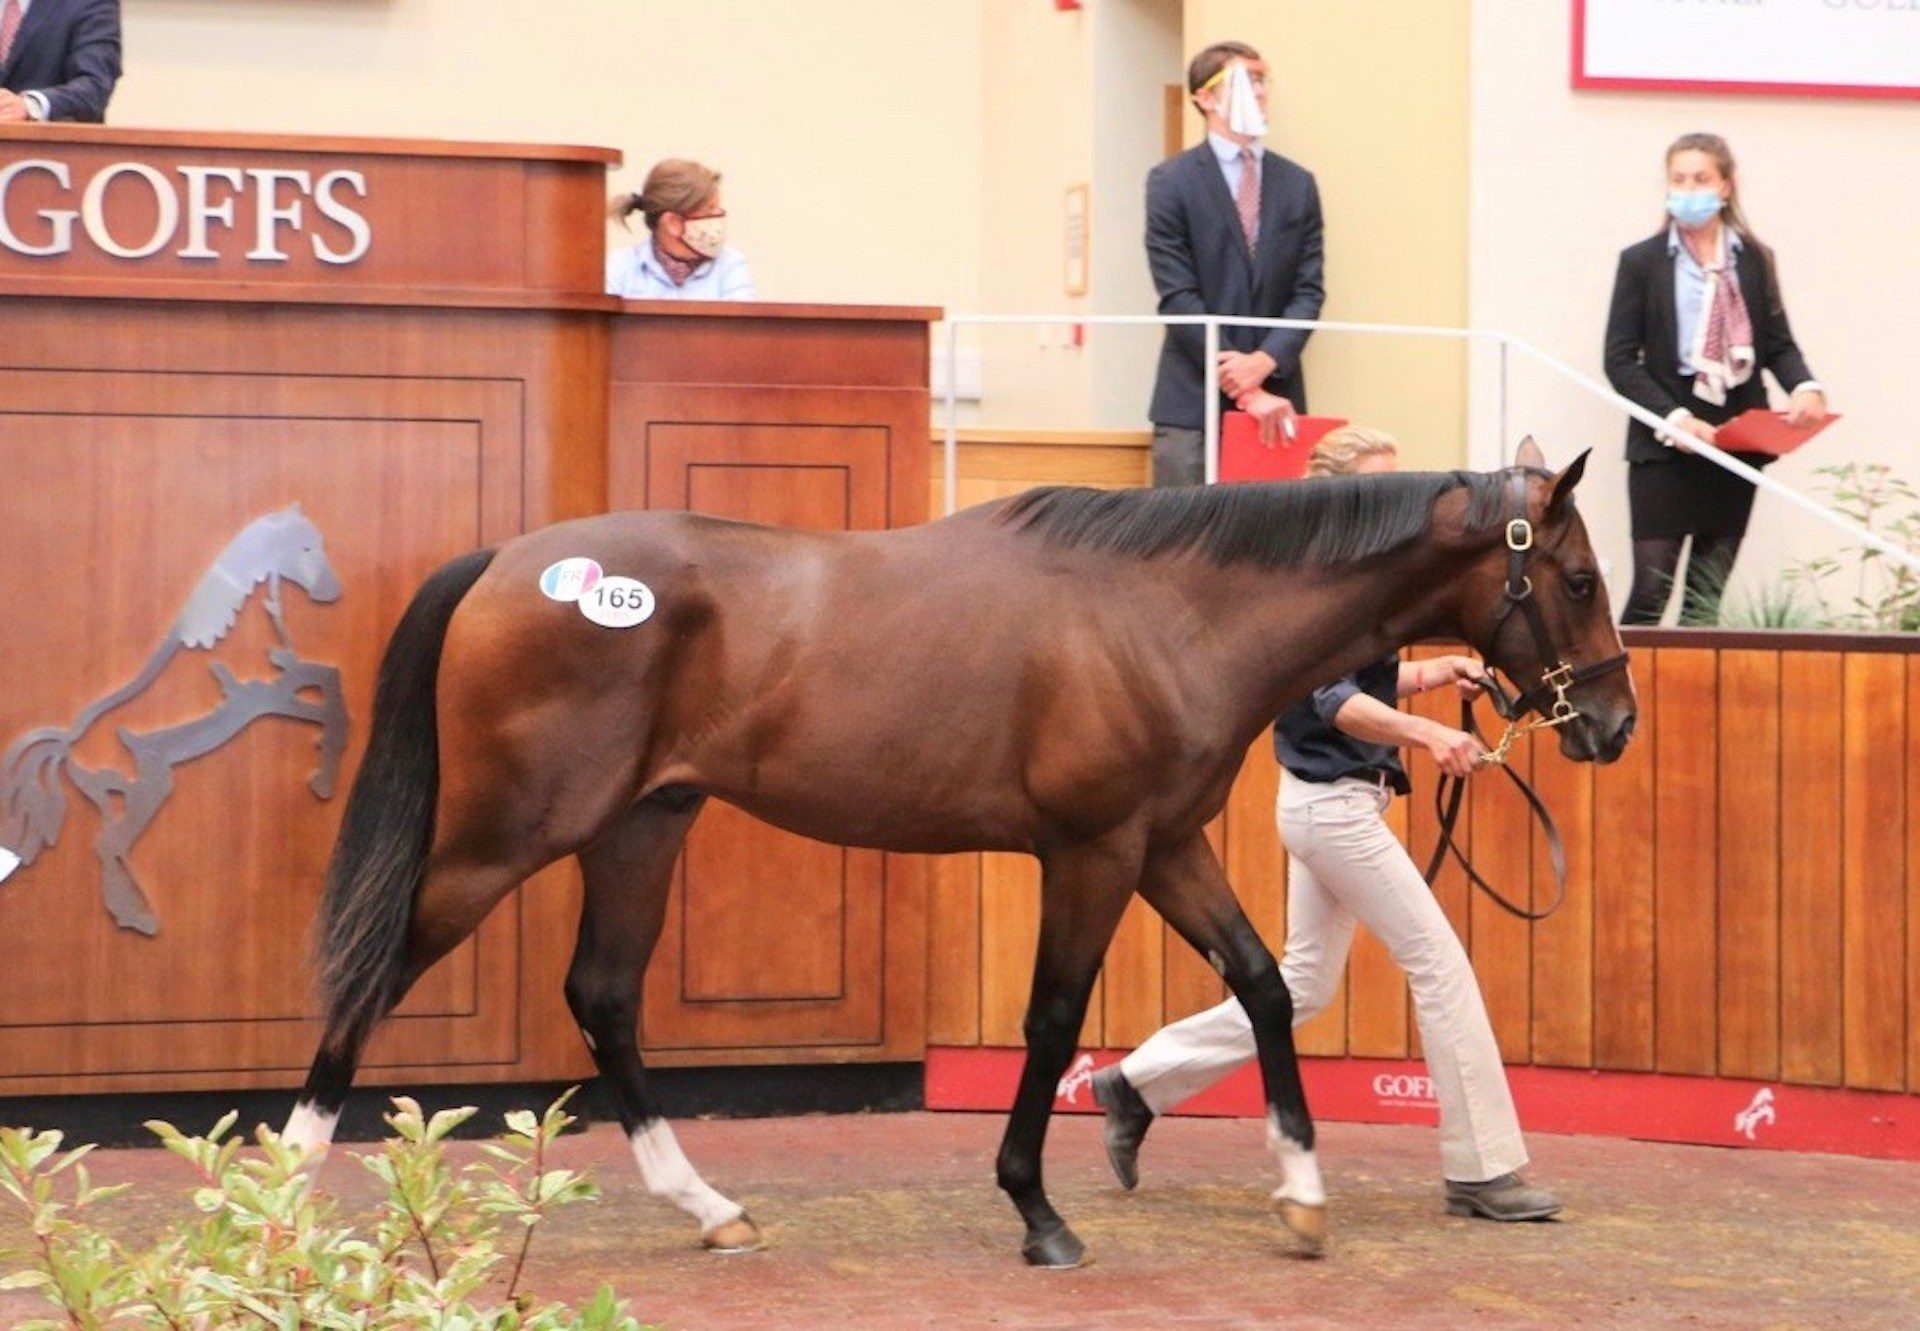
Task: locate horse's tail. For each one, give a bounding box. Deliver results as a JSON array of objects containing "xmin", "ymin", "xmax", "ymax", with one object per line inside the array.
[
  {"xmin": 315, "ymin": 548, "xmax": 496, "ymax": 1050},
  {"xmin": 0, "ymin": 730, "xmax": 73, "ymax": 874}
]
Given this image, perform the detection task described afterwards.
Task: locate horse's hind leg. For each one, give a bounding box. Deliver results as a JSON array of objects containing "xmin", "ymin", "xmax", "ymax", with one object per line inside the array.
[
  {"xmin": 996, "ymin": 838, "xmax": 1140, "ymax": 1268},
  {"xmin": 284, "ymin": 843, "xmax": 539, "ymax": 1161},
  {"xmin": 566, "ymin": 789, "xmax": 761, "ymax": 1253},
  {"xmin": 1139, "ymin": 834, "xmax": 1325, "ymax": 1254},
  {"xmin": 96, "ymin": 744, "xmax": 173, "ymax": 935}
]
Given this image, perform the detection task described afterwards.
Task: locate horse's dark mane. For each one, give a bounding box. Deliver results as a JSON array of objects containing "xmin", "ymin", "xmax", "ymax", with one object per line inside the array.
[{"xmin": 999, "ymin": 471, "xmax": 1511, "ymax": 569}]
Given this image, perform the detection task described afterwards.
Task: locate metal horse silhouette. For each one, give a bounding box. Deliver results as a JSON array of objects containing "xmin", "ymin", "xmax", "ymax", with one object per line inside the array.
[{"xmin": 0, "ymin": 506, "xmax": 348, "ymax": 935}]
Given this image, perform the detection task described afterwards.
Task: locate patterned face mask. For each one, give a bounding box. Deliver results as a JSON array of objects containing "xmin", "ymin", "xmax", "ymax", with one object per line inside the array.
[{"xmin": 680, "ymin": 213, "xmax": 728, "ymax": 259}]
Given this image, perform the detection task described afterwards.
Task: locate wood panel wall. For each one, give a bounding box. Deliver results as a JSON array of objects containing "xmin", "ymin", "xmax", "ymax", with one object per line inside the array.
[{"xmin": 927, "ymin": 431, "xmax": 1918, "ymax": 1097}]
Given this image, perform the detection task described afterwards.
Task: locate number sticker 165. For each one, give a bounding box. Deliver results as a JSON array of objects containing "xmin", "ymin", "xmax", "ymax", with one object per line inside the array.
[{"xmin": 579, "ymin": 576, "xmax": 655, "ymax": 629}]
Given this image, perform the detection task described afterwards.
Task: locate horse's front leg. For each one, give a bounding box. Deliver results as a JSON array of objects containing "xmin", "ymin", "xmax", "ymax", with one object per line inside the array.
[
  {"xmin": 266, "ymin": 653, "xmax": 349, "ymax": 799},
  {"xmin": 1139, "ymin": 833, "xmax": 1325, "ymax": 1254},
  {"xmin": 996, "ymin": 834, "xmax": 1141, "ymax": 1268}
]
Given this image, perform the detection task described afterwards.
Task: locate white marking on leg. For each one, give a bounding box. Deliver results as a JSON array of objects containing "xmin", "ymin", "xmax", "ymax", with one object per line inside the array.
[
  {"xmin": 0, "ymin": 846, "xmax": 20, "ymax": 883},
  {"xmin": 1267, "ymin": 1111, "xmax": 1326, "ymax": 1207},
  {"xmin": 630, "ymin": 1119, "xmax": 744, "ymax": 1231},
  {"xmin": 282, "ymin": 1101, "xmax": 340, "ymax": 1163}
]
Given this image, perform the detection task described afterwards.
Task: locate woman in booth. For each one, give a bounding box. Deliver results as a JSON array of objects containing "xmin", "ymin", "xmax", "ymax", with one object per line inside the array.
[
  {"xmin": 1604, "ymin": 132, "xmax": 1828, "ymax": 625},
  {"xmin": 606, "ymin": 158, "xmax": 755, "ymax": 300}
]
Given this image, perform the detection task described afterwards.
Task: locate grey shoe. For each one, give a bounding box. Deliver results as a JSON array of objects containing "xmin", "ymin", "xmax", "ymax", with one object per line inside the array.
[
  {"xmin": 1089, "ymin": 1065, "xmax": 1153, "ymax": 1191},
  {"xmin": 1444, "ymin": 1172, "xmax": 1563, "ymax": 1221}
]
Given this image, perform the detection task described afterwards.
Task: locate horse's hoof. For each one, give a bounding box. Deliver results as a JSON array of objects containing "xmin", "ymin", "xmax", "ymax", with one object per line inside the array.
[
  {"xmin": 701, "ymin": 1215, "xmax": 766, "ymax": 1254},
  {"xmin": 1021, "ymin": 1224, "xmax": 1088, "ymax": 1270},
  {"xmin": 1274, "ymin": 1197, "xmax": 1328, "ymax": 1257}
]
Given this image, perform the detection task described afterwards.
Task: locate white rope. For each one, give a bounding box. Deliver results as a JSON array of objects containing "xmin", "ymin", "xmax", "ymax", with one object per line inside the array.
[{"xmin": 937, "ymin": 313, "xmax": 1918, "ymax": 575}]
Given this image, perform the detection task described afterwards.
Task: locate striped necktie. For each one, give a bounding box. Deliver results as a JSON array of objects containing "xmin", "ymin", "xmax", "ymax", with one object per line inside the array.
[
  {"xmin": 1234, "ymin": 147, "xmax": 1260, "ymax": 253},
  {"xmin": 0, "ymin": 0, "xmax": 24, "ymax": 67}
]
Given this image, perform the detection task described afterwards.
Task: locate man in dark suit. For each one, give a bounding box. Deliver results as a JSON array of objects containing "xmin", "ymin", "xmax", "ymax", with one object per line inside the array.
[
  {"xmin": 1146, "ymin": 40, "xmax": 1325, "ymax": 486},
  {"xmin": 0, "ymin": 0, "xmax": 122, "ymax": 124}
]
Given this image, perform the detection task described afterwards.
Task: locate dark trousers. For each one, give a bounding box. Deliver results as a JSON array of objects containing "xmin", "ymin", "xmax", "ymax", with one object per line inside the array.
[
  {"xmin": 1151, "ymin": 425, "xmax": 1205, "ymax": 488},
  {"xmin": 1620, "ymin": 535, "xmax": 1744, "ymax": 626}
]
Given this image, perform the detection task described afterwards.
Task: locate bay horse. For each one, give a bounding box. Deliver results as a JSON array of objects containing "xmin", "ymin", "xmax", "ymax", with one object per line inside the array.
[{"xmin": 284, "ymin": 441, "xmax": 1635, "ymax": 1266}]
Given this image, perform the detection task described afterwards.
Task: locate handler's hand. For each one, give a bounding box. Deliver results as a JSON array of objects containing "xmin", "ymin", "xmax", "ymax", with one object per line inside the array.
[
  {"xmin": 1422, "ymin": 722, "xmax": 1486, "ymax": 779},
  {"xmin": 1670, "ymin": 415, "xmax": 1717, "ymax": 455},
  {"xmin": 1238, "ymin": 389, "xmax": 1297, "ymax": 446},
  {"xmin": 1217, "ymin": 349, "xmax": 1277, "ymax": 400},
  {"xmin": 1434, "ymin": 655, "xmax": 1489, "ymax": 698},
  {"xmin": 0, "ymin": 92, "xmax": 31, "ymax": 124},
  {"xmin": 1786, "ymin": 387, "xmax": 1829, "ymax": 429}
]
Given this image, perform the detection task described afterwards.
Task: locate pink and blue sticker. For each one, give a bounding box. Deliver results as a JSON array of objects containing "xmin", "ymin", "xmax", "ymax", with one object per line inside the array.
[{"xmin": 539, "ymin": 557, "xmax": 603, "ymax": 603}]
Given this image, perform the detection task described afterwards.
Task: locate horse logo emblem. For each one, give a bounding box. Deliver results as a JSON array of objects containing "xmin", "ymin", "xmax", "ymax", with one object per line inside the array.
[
  {"xmin": 1734, "ymin": 1087, "xmax": 1776, "ymax": 1141},
  {"xmin": 0, "ymin": 505, "xmax": 349, "ymax": 936}
]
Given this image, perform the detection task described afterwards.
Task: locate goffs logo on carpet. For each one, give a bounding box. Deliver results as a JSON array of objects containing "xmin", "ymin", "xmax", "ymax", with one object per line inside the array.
[
  {"xmin": 1734, "ymin": 1087, "xmax": 1777, "ymax": 1141},
  {"xmin": 1056, "ymin": 1054, "xmax": 1098, "ymax": 1106},
  {"xmin": 1373, "ymin": 1073, "xmax": 1438, "ymax": 1109}
]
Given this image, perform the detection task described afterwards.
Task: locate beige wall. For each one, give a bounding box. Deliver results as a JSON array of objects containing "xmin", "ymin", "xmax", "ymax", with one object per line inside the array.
[
  {"xmin": 115, "ymin": 1, "xmax": 983, "ymax": 311},
  {"xmin": 1470, "ymin": 0, "xmax": 1920, "ymax": 605},
  {"xmin": 1184, "ymin": 0, "xmax": 1472, "ymax": 472},
  {"xmin": 973, "ymin": 0, "xmax": 1095, "ymax": 429}
]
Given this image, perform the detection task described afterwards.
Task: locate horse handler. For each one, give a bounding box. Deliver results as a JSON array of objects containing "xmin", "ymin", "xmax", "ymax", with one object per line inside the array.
[{"xmin": 1093, "ymin": 426, "xmax": 1561, "ymax": 1222}]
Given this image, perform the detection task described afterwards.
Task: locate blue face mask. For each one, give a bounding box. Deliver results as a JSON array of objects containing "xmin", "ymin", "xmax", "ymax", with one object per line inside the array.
[{"xmin": 1666, "ymin": 190, "xmax": 1724, "ymax": 229}]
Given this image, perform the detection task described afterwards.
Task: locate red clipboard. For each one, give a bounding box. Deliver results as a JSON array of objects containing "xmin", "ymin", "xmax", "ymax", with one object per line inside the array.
[
  {"xmin": 1712, "ymin": 408, "xmax": 1839, "ymax": 457},
  {"xmin": 1218, "ymin": 413, "xmax": 1349, "ymax": 482}
]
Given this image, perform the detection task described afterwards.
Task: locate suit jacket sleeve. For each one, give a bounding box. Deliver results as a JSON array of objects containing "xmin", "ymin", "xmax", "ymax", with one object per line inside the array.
[
  {"xmin": 1603, "ymin": 246, "xmax": 1684, "ymax": 420},
  {"xmin": 40, "ymin": 0, "xmax": 122, "ymax": 123},
  {"xmin": 1259, "ymin": 172, "xmax": 1325, "ymax": 377},
  {"xmin": 1145, "ymin": 162, "xmax": 1207, "ymax": 366},
  {"xmin": 1756, "ymin": 253, "xmax": 1815, "ymax": 392}
]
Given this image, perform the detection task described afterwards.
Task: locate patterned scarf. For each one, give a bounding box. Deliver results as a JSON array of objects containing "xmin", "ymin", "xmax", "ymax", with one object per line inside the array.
[
  {"xmin": 651, "ymin": 237, "xmax": 700, "ymax": 288},
  {"xmin": 1688, "ymin": 231, "xmax": 1755, "ymax": 407}
]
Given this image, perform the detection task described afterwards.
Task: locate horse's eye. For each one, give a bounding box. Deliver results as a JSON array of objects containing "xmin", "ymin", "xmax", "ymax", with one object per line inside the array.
[{"xmin": 1566, "ymin": 572, "xmax": 1597, "ymax": 602}]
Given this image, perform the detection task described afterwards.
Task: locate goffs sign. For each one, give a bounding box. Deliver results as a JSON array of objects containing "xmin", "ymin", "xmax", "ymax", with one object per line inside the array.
[{"xmin": 0, "ymin": 159, "xmax": 372, "ymax": 264}]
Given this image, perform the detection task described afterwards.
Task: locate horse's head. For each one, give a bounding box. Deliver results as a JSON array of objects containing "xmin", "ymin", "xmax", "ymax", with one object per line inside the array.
[
  {"xmin": 1451, "ymin": 439, "xmax": 1637, "ymax": 765},
  {"xmin": 263, "ymin": 505, "xmax": 341, "ymax": 604}
]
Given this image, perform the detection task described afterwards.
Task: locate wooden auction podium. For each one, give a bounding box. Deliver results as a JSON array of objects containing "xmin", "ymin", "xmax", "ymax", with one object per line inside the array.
[
  {"xmin": 610, "ymin": 301, "xmax": 938, "ymax": 1066},
  {"xmin": 0, "ymin": 126, "xmax": 938, "ymax": 1096}
]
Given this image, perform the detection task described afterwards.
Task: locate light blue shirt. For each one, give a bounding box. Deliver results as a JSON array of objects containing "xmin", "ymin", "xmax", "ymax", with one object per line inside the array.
[
  {"xmin": 1669, "ymin": 224, "xmax": 1741, "ymax": 375},
  {"xmin": 606, "ymin": 241, "xmax": 756, "ymax": 301},
  {"xmin": 1207, "ymin": 131, "xmax": 1263, "ymax": 198}
]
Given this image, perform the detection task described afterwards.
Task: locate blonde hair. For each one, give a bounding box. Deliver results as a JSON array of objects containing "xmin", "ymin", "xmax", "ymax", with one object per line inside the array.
[
  {"xmin": 1306, "ymin": 426, "xmax": 1399, "ymax": 478},
  {"xmin": 611, "ymin": 158, "xmax": 721, "ymax": 232}
]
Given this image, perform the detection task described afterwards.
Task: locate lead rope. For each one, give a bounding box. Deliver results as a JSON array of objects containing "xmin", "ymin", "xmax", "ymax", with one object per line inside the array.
[{"xmin": 1424, "ymin": 693, "xmax": 1572, "ymax": 922}]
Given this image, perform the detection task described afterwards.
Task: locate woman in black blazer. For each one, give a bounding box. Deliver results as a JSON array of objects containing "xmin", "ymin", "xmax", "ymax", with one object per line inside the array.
[{"xmin": 1604, "ymin": 133, "xmax": 1828, "ymax": 625}]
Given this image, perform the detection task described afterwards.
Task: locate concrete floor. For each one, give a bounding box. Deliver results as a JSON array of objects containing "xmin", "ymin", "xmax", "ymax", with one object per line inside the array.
[{"xmin": 3, "ymin": 1111, "xmax": 1918, "ymax": 1329}]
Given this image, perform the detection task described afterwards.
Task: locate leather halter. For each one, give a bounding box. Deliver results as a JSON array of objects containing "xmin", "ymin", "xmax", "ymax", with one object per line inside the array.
[{"xmin": 1423, "ymin": 470, "xmax": 1631, "ymax": 921}]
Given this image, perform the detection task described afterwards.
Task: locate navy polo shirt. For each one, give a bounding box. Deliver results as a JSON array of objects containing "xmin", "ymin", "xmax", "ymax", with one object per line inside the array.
[{"xmin": 1272, "ymin": 655, "xmax": 1410, "ymax": 793}]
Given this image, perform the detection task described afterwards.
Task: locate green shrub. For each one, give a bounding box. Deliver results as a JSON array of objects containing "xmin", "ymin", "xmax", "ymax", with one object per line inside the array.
[
  {"xmin": 1789, "ymin": 462, "xmax": 1920, "ymax": 632},
  {"xmin": 0, "ymin": 1090, "xmax": 652, "ymax": 1330}
]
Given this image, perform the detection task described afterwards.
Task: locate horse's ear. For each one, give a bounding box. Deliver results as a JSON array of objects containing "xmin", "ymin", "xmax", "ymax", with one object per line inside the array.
[
  {"xmin": 1545, "ymin": 449, "xmax": 1590, "ymax": 524},
  {"xmin": 1513, "ymin": 435, "xmax": 1546, "ymax": 471}
]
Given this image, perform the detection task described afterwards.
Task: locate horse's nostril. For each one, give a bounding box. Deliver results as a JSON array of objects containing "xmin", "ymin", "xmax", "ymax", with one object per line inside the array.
[{"xmin": 1614, "ymin": 714, "xmax": 1638, "ymax": 747}]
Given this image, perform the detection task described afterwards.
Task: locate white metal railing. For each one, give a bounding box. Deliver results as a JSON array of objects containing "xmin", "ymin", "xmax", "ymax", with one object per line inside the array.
[{"xmin": 938, "ymin": 314, "xmax": 1920, "ymax": 574}]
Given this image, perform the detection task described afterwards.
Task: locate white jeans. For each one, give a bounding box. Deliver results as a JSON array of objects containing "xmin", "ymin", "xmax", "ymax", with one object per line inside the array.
[{"xmin": 1120, "ymin": 771, "xmax": 1527, "ymax": 1183}]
